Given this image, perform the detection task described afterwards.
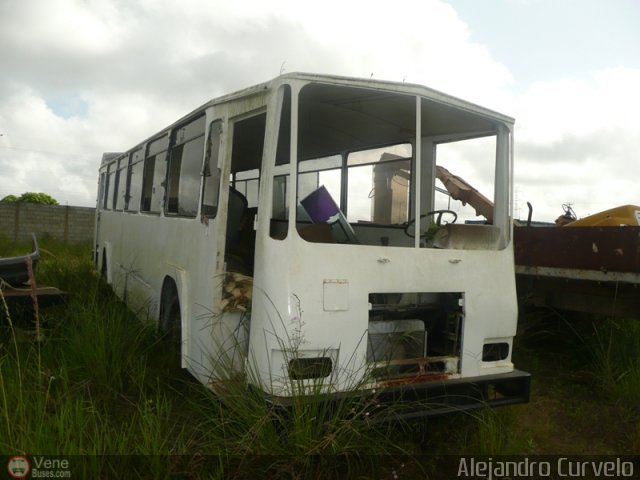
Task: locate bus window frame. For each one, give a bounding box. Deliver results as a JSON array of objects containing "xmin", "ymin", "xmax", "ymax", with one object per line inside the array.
[
  {"xmin": 200, "ymin": 119, "xmax": 223, "ymax": 222},
  {"xmin": 125, "ymin": 147, "xmax": 144, "ymax": 213},
  {"xmin": 109, "ymin": 161, "xmax": 120, "ymax": 211},
  {"xmin": 165, "ymin": 114, "xmax": 207, "ymax": 218},
  {"xmin": 112, "ymin": 157, "xmax": 129, "ymax": 212},
  {"xmin": 140, "ymin": 133, "xmax": 170, "ymax": 215},
  {"xmin": 114, "ymin": 155, "xmax": 128, "ymax": 212},
  {"xmin": 344, "ymin": 142, "xmax": 413, "ymax": 225},
  {"xmin": 102, "ymin": 163, "xmax": 113, "ymax": 211}
]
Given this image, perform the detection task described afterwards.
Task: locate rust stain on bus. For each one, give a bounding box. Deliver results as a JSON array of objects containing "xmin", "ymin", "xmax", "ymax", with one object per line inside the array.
[{"xmin": 380, "ymin": 373, "xmax": 450, "ymax": 387}]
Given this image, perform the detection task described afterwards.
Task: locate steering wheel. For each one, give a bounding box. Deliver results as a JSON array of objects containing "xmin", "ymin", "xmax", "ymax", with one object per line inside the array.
[{"xmin": 404, "ymin": 210, "xmax": 458, "ymax": 238}]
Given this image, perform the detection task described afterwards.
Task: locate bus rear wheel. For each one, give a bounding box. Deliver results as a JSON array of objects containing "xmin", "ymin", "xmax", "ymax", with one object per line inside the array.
[
  {"xmin": 101, "ymin": 250, "xmax": 108, "ymax": 281},
  {"xmin": 159, "ymin": 279, "xmax": 182, "ymax": 372}
]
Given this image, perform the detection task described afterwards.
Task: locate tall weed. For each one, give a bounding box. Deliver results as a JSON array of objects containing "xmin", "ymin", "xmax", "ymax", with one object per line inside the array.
[
  {"xmin": 1, "ymin": 239, "xmax": 415, "ymax": 478},
  {"xmin": 589, "ymin": 318, "xmax": 640, "ymax": 406}
]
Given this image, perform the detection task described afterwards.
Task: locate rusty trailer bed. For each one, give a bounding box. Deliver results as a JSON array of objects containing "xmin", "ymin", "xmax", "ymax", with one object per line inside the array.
[{"xmin": 514, "ymin": 226, "xmax": 640, "ymax": 316}]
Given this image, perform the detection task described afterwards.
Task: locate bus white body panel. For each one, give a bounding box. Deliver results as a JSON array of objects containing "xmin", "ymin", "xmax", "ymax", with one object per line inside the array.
[{"xmin": 95, "ymin": 73, "xmax": 529, "ymax": 417}]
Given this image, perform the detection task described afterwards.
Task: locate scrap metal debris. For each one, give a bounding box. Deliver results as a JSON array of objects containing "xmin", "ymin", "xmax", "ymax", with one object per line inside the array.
[{"xmin": 221, "ymin": 272, "xmax": 253, "ymax": 312}]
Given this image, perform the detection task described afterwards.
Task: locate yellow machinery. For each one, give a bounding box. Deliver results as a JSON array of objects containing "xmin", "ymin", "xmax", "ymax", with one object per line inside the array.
[{"xmin": 566, "ymin": 204, "xmax": 640, "ymax": 227}]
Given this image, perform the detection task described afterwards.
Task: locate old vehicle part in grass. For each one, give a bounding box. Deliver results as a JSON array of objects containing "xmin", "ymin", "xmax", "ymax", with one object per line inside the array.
[
  {"xmin": 0, "ymin": 234, "xmax": 67, "ymax": 321},
  {"xmin": 0, "ymin": 233, "xmax": 40, "ymax": 286},
  {"xmin": 1, "ymin": 285, "xmax": 68, "ymax": 310},
  {"xmin": 94, "ymin": 73, "xmax": 529, "ymax": 419}
]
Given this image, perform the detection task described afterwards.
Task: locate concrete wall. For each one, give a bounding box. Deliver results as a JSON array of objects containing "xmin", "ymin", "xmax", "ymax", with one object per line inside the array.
[{"xmin": 0, "ymin": 203, "xmax": 95, "ymax": 244}]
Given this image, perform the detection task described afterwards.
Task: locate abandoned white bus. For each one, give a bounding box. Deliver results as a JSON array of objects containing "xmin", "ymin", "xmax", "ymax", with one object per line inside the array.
[{"xmin": 95, "ymin": 73, "xmax": 529, "ymax": 418}]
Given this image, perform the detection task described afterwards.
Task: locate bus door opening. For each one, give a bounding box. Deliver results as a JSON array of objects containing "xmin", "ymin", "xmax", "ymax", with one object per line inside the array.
[{"xmin": 224, "ymin": 112, "xmax": 266, "ymax": 276}]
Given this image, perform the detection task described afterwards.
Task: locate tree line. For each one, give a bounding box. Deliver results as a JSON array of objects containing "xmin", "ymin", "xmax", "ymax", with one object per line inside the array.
[{"xmin": 1, "ymin": 192, "xmax": 59, "ymax": 205}]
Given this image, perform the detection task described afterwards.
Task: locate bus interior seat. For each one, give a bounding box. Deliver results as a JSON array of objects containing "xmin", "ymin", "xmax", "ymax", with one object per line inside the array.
[
  {"xmin": 225, "ymin": 187, "xmax": 257, "ymax": 275},
  {"xmin": 226, "ymin": 187, "xmax": 247, "ymax": 244}
]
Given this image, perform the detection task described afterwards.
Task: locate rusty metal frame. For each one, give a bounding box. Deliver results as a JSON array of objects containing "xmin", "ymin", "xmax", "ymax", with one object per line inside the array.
[{"xmin": 259, "ymin": 369, "xmax": 531, "ymax": 422}]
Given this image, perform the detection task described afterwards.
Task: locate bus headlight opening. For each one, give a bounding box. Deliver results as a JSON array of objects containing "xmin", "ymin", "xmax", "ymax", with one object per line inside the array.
[{"xmin": 288, "ymin": 357, "xmax": 333, "ymax": 380}]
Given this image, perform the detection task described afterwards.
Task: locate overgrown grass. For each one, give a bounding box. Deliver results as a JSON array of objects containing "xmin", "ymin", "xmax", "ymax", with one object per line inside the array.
[
  {"xmin": 1, "ymin": 241, "xmax": 189, "ymax": 454},
  {"xmin": 509, "ymin": 309, "xmax": 640, "ymax": 454},
  {"xmin": 585, "ymin": 316, "xmax": 640, "ymax": 452},
  {"xmin": 0, "ymin": 238, "xmax": 415, "ymax": 478},
  {"xmin": 1, "ymin": 237, "xmax": 638, "ymax": 478},
  {"xmin": 588, "ymin": 318, "xmax": 640, "ymax": 406}
]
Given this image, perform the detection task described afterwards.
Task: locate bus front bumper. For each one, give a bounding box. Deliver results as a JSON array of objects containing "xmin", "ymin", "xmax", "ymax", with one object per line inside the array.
[{"xmin": 257, "ymin": 369, "xmax": 531, "ymax": 423}]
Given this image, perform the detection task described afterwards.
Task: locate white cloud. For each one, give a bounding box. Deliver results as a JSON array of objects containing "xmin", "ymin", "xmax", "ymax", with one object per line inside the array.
[
  {"xmin": 0, "ymin": 0, "xmax": 123, "ymax": 55},
  {"xmin": 513, "ymin": 66, "xmax": 640, "ymax": 221},
  {"xmin": 0, "ymin": 0, "xmax": 637, "ymax": 223},
  {"xmin": 0, "ymin": 0, "xmax": 516, "ymax": 206}
]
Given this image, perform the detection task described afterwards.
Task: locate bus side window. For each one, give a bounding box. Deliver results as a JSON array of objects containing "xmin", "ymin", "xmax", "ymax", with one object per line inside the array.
[
  {"xmin": 201, "ymin": 120, "xmax": 222, "ymax": 220},
  {"xmin": 140, "ymin": 156, "xmax": 155, "ymax": 212},
  {"xmin": 141, "ymin": 135, "xmax": 169, "ymax": 214},
  {"xmin": 126, "ymin": 148, "xmax": 144, "ymax": 212},
  {"xmin": 271, "ymin": 84, "xmax": 291, "ymax": 240},
  {"xmin": 98, "ymin": 172, "xmax": 106, "ymax": 210},
  {"xmin": 346, "ymin": 143, "xmax": 412, "ymax": 225},
  {"xmin": 112, "ymin": 158, "xmax": 122, "ymax": 210},
  {"xmin": 166, "ymin": 115, "xmax": 206, "ymax": 217},
  {"xmin": 102, "ymin": 166, "xmax": 112, "ymax": 210},
  {"xmin": 233, "ymin": 169, "xmax": 259, "ymax": 208},
  {"xmin": 271, "ymin": 172, "xmax": 288, "ymax": 221},
  {"xmin": 115, "ymin": 157, "xmax": 128, "ymax": 211}
]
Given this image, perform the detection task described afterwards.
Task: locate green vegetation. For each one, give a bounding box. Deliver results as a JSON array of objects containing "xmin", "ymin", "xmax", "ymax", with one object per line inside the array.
[
  {"xmin": 1, "ymin": 238, "xmax": 638, "ymax": 478},
  {"xmin": 0, "ymin": 239, "xmax": 412, "ymax": 478},
  {"xmin": 1, "ymin": 192, "xmax": 59, "ymax": 204}
]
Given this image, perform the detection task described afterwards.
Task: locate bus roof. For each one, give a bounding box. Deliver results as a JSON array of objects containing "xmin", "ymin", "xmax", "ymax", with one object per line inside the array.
[
  {"xmin": 101, "ymin": 73, "xmax": 514, "ymax": 167},
  {"xmin": 205, "ymin": 72, "xmax": 514, "ymax": 124}
]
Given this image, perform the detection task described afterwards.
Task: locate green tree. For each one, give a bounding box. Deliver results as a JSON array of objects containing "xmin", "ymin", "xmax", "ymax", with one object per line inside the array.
[{"xmin": 1, "ymin": 192, "xmax": 59, "ymax": 205}]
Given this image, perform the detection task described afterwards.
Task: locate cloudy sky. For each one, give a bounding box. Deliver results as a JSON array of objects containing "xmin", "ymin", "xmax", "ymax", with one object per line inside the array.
[{"xmin": 1, "ymin": 0, "xmax": 638, "ymax": 222}]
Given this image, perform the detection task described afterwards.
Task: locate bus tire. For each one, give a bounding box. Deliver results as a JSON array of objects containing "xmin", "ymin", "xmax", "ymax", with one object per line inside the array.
[
  {"xmin": 159, "ymin": 278, "xmax": 182, "ymax": 370},
  {"xmin": 101, "ymin": 250, "xmax": 108, "ymax": 281}
]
